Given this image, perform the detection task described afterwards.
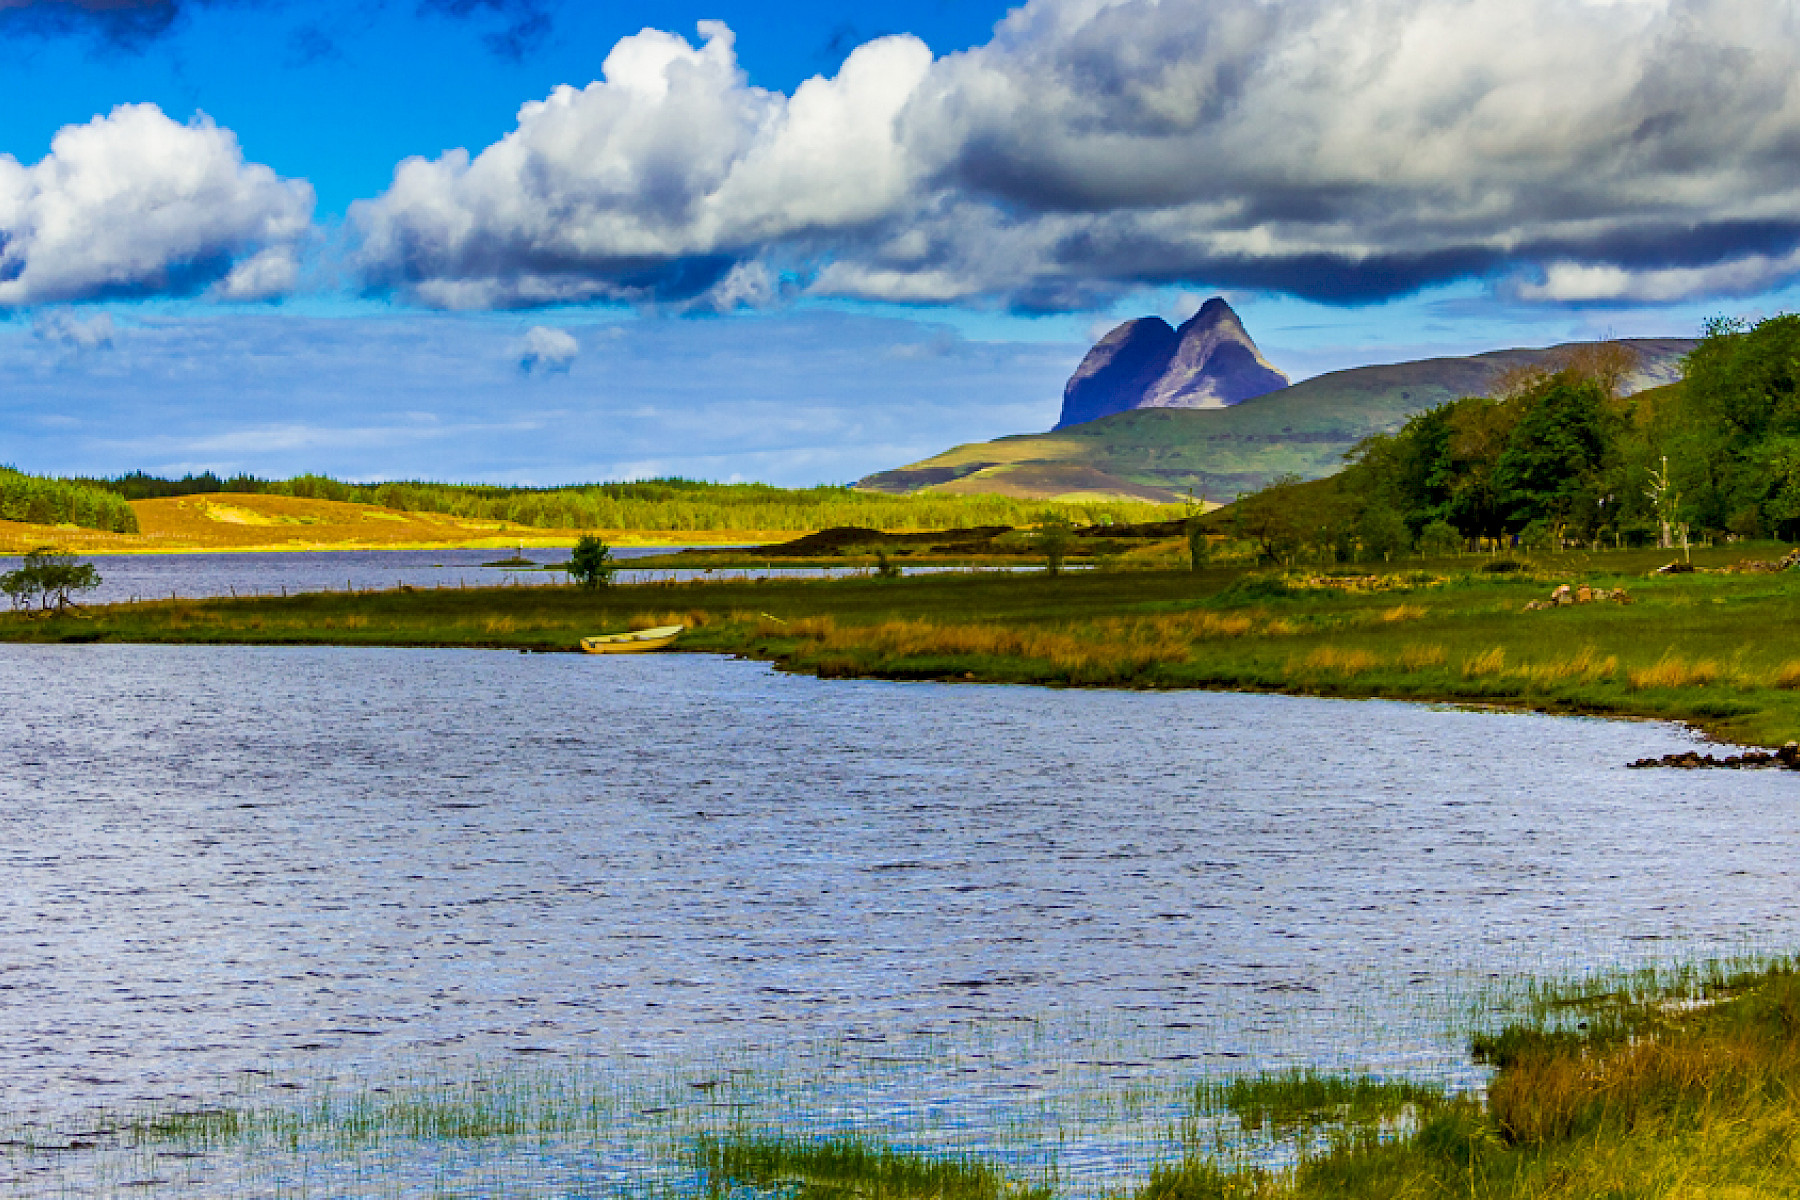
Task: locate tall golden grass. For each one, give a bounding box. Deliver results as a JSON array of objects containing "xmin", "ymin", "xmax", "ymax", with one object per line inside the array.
[
  {"xmin": 1398, "ymin": 643, "xmax": 1447, "ymax": 670},
  {"xmin": 1628, "ymin": 653, "xmax": 1722, "ymax": 690},
  {"xmin": 627, "ymin": 610, "xmax": 711, "ymax": 631},
  {"xmin": 1286, "ymin": 646, "xmax": 1382, "ymax": 678},
  {"xmin": 1517, "ymin": 645, "xmax": 1618, "ymax": 686},
  {"xmin": 1461, "ymin": 646, "xmax": 1507, "ymax": 678}
]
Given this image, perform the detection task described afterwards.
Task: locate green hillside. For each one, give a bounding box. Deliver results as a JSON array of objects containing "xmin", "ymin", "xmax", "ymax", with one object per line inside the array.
[{"xmin": 859, "ymin": 338, "xmax": 1691, "ymax": 502}]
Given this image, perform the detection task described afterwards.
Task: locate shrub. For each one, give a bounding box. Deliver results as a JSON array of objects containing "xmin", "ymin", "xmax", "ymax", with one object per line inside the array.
[{"xmin": 567, "ymin": 535, "xmax": 615, "ymax": 589}]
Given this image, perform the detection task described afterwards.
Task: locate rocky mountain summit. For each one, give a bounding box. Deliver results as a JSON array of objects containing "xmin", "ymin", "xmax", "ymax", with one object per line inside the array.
[{"xmin": 1056, "ymin": 298, "xmax": 1289, "ymax": 429}]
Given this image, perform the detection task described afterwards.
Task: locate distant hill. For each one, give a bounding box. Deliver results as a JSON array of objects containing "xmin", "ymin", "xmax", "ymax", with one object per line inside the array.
[{"xmin": 859, "ymin": 338, "xmax": 1694, "ymax": 503}]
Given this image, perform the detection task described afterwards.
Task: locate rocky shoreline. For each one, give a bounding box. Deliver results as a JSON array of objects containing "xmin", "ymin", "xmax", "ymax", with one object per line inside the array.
[{"xmin": 1629, "ymin": 742, "xmax": 1800, "ymax": 770}]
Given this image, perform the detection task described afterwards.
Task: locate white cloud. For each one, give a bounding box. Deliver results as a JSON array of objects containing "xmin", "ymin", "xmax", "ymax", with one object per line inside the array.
[
  {"xmin": 515, "ymin": 324, "xmax": 578, "ymax": 373},
  {"xmin": 0, "ymin": 103, "xmax": 313, "ymax": 307},
  {"xmin": 31, "ymin": 309, "xmax": 115, "ymax": 354},
  {"xmin": 353, "ymin": 22, "xmax": 932, "ymax": 309},
  {"xmin": 350, "ymin": 0, "xmax": 1800, "ymax": 311}
]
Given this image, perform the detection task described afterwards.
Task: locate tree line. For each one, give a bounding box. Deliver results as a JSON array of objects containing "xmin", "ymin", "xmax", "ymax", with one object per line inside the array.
[
  {"xmin": 1223, "ymin": 321, "xmax": 1800, "ymax": 563},
  {"xmin": 78, "ymin": 472, "xmax": 1169, "ymax": 533},
  {"xmin": 0, "ymin": 467, "xmax": 139, "ymax": 533}
]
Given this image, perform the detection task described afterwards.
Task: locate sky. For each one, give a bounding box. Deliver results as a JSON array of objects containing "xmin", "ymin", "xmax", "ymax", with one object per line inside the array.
[{"xmin": 3, "ymin": 0, "xmax": 1800, "ymax": 486}]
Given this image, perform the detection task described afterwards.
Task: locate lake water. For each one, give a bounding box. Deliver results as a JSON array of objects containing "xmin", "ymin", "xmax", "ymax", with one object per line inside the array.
[
  {"xmin": 0, "ymin": 548, "xmax": 1026, "ymax": 605},
  {"xmin": 2, "ymin": 647, "xmax": 1795, "ymax": 1197}
]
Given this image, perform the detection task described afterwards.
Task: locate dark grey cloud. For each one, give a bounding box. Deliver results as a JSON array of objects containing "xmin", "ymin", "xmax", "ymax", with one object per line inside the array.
[
  {"xmin": 0, "ymin": 0, "xmax": 553, "ymax": 56},
  {"xmin": 334, "ymin": 0, "xmax": 1800, "ymax": 311},
  {"xmin": 416, "ymin": 0, "xmax": 550, "ymax": 60},
  {"xmin": 0, "ymin": 0, "xmax": 194, "ymax": 48}
]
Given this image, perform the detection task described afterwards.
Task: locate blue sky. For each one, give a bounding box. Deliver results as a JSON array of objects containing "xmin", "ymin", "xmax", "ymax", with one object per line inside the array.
[{"xmin": 2, "ymin": 0, "xmax": 1798, "ymax": 486}]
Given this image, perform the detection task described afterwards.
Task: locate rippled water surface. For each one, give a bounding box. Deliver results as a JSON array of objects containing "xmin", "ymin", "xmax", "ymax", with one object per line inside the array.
[{"xmin": 2, "ymin": 646, "xmax": 1796, "ymax": 1196}]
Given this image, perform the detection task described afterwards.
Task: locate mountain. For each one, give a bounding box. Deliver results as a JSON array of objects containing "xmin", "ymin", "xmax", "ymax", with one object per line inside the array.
[
  {"xmin": 1056, "ymin": 298, "xmax": 1289, "ymax": 428},
  {"xmin": 858, "ymin": 338, "xmax": 1695, "ymax": 504}
]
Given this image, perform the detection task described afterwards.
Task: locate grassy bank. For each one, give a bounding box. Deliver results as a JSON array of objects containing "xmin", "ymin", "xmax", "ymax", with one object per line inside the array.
[
  {"xmin": 699, "ymin": 959, "xmax": 1800, "ymax": 1199},
  {"xmin": 27, "ymin": 958, "xmax": 1800, "ymax": 1198},
  {"xmin": 8, "ymin": 539, "xmax": 1800, "ymax": 746}
]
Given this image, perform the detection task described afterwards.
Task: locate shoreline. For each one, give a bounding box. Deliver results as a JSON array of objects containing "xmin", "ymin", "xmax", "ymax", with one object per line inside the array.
[
  {"xmin": 0, "ymin": 532, "xmax": 784, "ymax": 556},
  {"xmin": 0, "ymin": 549, "xmax": 1793, "ymax": 747}
]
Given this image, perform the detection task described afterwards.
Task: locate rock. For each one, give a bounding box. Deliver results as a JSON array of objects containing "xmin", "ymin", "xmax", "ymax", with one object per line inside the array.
[
  {"xmin": 1576, "ymin": 586, "xmax": 1593, "ymax": 603},
  {"xmin": 1655, "ymin": 560, "xmax": 1696, "ymax": 574},
  {"xmin": 1552, "ymin": 584, "xmax": 1573, "ymax": 606},
  {"xmin": 1053, "ymin": 297, "xmax": 1289, "ymax": 429},
  {"xmin": 1629, "ymin": 742, "xmax": 1800, "ymax": 770},
  {"xmin": 1138, "ymin": 298, "xmax": 1291, "ymax": 410},
  {"xmin": 1056, "ymin": 318, "xmax": 1181, "ymax": 428}
]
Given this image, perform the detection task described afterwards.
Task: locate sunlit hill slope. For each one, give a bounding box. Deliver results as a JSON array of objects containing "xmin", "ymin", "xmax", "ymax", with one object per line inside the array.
[{"xmin": 859, "ymin": 338, "xmax": 1694, "ymax": 503}]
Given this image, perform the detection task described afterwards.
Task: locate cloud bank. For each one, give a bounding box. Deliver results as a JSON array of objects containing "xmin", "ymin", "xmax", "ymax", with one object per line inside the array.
[
  {"xmin": 352, "ymin": 0, "xmax": 1800, "ymax": 311},
  {"xmin": 0, "ymin": 103, "xmax": 314, "ymax": 306}
]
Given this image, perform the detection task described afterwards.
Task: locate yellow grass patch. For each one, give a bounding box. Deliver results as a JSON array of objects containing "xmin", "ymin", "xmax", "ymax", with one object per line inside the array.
[
  {"xmin": 1518, "ymin": 645, "xmax": 1619, "ymax": 686},
  {"xmin": 1629, "ymin": 654, "xmax": 1722, "ymax": 690},
  {"xmin": 1461, "ymin": 646, "xmax": 1507, "ymax": 678},
  {"xmin": 1398, "ymin": 643, "xmax": 1447, "ymax": 670},
  {"xmin": 1771, "ymin": 660, "xmax": 1800, "ymax": 690},
  {"xmin": 628, "ymin": 610, "xmax": 710, "ymax": 632},
  {"xmin": 802, "ymin": 617, "xmax": 1188, "ymax": 678},
  {"xmin": 129, "ymin": 494, "xmax": 565, "ymax": 551},
  {"xmin": 1287, "ymin": 646, "xmax": 1381, "ymax": 678},
  {"xmin": 1382, "ymin": 603, "xmax": 1426, "ymax": 622},
  {"xmin": 482, "ymin": 616, "xmax": 516, "ymax": 634},
  {"xmin": 197, "ymin": 501, "xmax": 312, "ymax": 527}
]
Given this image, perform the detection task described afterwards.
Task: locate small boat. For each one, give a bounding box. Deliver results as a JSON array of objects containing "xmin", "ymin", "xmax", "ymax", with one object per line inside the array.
[{"xmin": 580, "ymin": 624, "xmax": 685, "ymax": 654}]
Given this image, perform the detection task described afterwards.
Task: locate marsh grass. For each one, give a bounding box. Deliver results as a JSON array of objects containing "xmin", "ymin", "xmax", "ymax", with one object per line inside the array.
[
  {"xmin": 1515, "ymin": 645, "xmax": 1617, "ymax": 686},
  {"xmin": 696, "ymin": 1134, "xmax": 1053, "ymax": 1200},
  {"xmin": 23, "ymin": 953, "xmax": 1800, "ymax": 1199},
  {"xmin": 1629, "ymin": 652, "xmax": 1723, "ymax": 690},
  {"xmin": 1460, "ymin": 646, "xmax": 1506, "ymax": 678},
  {"xmin": 1286, "ymin": 646, "xmax": 1381, "ymax": 679},
  {"xmin": 1201, "ymin": 1071, "xmax": 1444, "ymax": 1136},
  {"xmin": 628, "ymin": 609, "xmax": 711, "ymax": 632},
  {"xmin": 1396, "ymin": 643, "xmax": 1446, "ymax": 670}
]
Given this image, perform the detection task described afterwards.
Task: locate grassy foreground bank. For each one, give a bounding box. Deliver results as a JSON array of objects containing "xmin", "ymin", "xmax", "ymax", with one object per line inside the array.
[
  {"xmin": 47, "ymin": 958, "xmax": 1800, "ymax": 1198},
  {"xmin": 9, "ymin": 539, "xmax": 1800, "ymax": 746},
  {"xmin": 701, "ymin": 960, "xmax": 1800, "ymax": 1199}
]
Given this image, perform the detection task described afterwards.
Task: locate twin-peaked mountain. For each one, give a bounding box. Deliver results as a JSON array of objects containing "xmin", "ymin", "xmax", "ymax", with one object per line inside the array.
[{"xmin": 1056, "ymin": 298, "xmax": 1289, "ymax": 428}]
